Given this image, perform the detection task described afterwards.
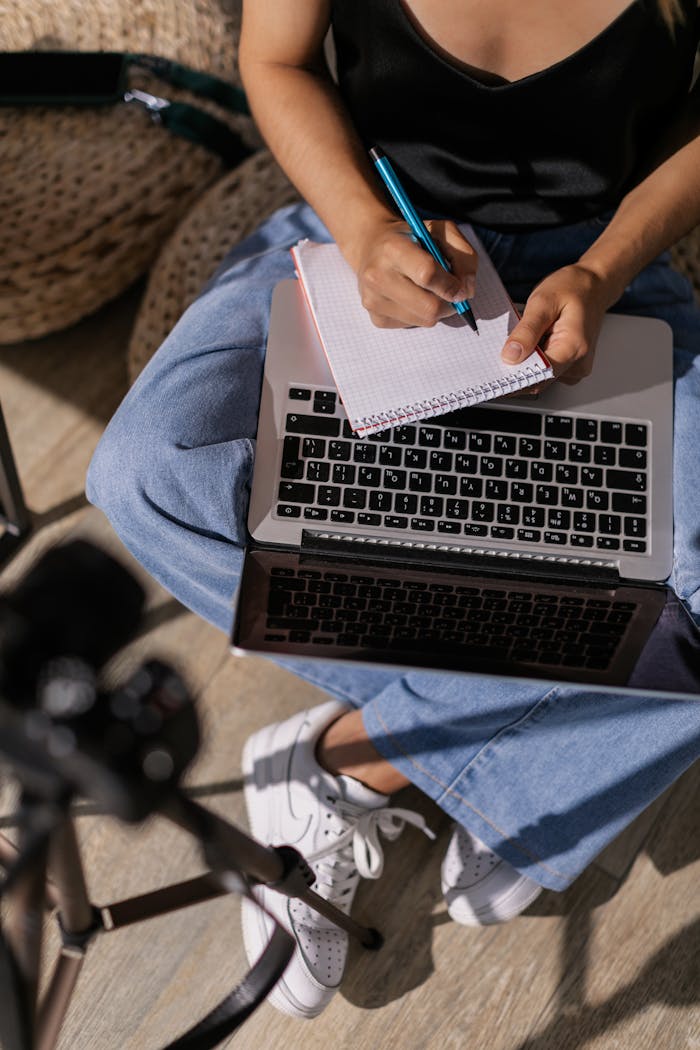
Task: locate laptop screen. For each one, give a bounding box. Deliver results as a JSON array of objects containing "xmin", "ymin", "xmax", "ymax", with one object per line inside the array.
[{"xmin": 231, "ymin": 544, "xmax": 700, "ymax": 700}]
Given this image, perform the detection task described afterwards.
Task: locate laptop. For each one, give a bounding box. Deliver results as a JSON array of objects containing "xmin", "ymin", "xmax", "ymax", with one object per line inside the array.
[{"xmin": 232, "ymin": 279, "xmax": 700, "ymax": 700}]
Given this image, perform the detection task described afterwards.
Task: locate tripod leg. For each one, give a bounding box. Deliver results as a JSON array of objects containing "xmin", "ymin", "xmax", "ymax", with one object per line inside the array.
[
  {"xmin": 0, "ymin": 400, "xmax": 31, "ymax": 566},
  {"xmin": 35, "ymin": 818, "xmax": 101, "ymax": 1050}
]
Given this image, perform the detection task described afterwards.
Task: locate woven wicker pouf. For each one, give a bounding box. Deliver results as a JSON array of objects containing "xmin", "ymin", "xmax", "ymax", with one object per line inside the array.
[
  {"xmin": 0, "ymin": 0, "xmax": 260, "ymax": 344},
  {"xmin": 126, "ymin": 149, "xmax": 299, "ymax": 382}
]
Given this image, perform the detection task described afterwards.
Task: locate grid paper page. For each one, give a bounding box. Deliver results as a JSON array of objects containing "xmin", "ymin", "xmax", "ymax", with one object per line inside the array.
[{"xmin": 292, "ymin": 230, "xmax": 552, "ymax": 435}]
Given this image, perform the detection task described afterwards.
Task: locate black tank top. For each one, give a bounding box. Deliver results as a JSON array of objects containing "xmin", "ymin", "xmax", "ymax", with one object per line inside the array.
[{"xmin": 330, "ymin": 0, "xmax": 699, "ymax": 230}]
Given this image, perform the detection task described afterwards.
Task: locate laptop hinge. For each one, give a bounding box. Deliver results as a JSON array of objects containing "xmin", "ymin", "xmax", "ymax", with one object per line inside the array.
[{"xmin": 300, "ymin": 530, "xmax": 621, "ymax": 586}]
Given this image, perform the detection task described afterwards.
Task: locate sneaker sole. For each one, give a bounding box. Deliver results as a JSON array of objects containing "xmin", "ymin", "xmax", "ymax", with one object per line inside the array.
[
  {"xmin": 443, "ymin": 873, "xmax": 543, "ymax": 926},
  {"xmin": 240, "ymin": 724, "xmax": 335, "ymax": 1020}
]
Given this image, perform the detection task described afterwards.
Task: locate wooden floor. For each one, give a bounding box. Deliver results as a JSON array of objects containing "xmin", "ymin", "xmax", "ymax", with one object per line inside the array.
[{"xmin": 1, "ymin": 290, "xmax": 698, "ymax": 1050}]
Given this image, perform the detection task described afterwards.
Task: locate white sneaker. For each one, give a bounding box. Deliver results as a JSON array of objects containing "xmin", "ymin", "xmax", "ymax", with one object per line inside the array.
[
  {"xmin": 241, "ymin": 699, "xmax": 435, "ymax": 1019},
  {"xmin": 441, "ymin": 823, "xmax": 542, "ymax": 926}
]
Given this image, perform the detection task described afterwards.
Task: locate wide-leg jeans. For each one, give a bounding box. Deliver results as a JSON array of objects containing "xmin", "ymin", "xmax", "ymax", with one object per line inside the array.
[{"xmin": 87, "ymin": 203, "xmax": 700, "ymax": 891}]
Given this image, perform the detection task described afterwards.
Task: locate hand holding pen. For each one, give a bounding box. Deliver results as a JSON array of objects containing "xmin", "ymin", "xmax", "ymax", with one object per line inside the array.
[{"xmin": 369, "ymin": 147, "xmax": 478, "ymax": 331}]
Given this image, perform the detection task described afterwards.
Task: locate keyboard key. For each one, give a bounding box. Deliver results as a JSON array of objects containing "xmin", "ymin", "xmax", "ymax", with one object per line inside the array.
[
  {"xmin": 328, "ymin": 441, "xmax": 352, "ymax": 461},
  {"xmin": 619, "ymin": 448, "xmax": 647, "ymax": 469},
  {"xmin": 430, "ymin": 450, "xmax": 453, "ymax": 471},
  {"xmin": 420, "ymin": 496, "xmax": 444, "ymax": 516},
  {"xmin": 393, "ymin": 425, "xmax": 417, "ymax": 444},
  {"xmin": 612, "ymin": 493, "xmax": 647, "ymax": 513},
  {"xmin": 379, "ymin": 444, "xmax": 402, "ymax": 466},
  {"xmin": 418, "ymin": 427, "xmax": 441, "ymax": 447},
  {"xmin": 333, "ymin": 463, "xmax": 355, "ymax": 485},
  {"xmin": 597, "ymin": 536, "xmax": 620, "ymax": 550},
  {"xmin": 601, "ymin": 421, "xmax": 623, "ymax": 443},
  {"xmin": 481, "ymin": 456, "xmax": 503, "ymax": 476},
  {"xmin": 464, "ymin": 523, "xmax": 489, "ymax": 536},
  {"xmin": 505, "ymin": 458, "xmax": 528, "ymax": 479},
  {"xmin": 343, "ymin": 488, "xmax": 367, "ymax": 509},
  {"xmin": 384, "ymin": 515, "xmax": 408, "ymax": 529},
  {"xmin": 561, "ymin": 487, "xmax": 584, "ymax": 507},
  {"xmin": 523, "ymin": 507, "xmax": 545, "ymax": 527},
  {"xmin": 444, "ymin": 429, "xmax": 467, "ymax": 449},
  {"xmin": 404, "ymin": 448, "xmax": 427, "ymax": 468},
  {"xmin": 530, "ymin": 461, "xmax": 553, "ymax": 482},
  {"xmin": 486, "ymin": 479, "xmax": 508, "ymax": 500},
  {"xmin": 623, "ymin": 539, "xmax": 647, "ymax": 553},
  {"xmin": 276, "ymin": 504, "xmax": 302, "ymax": 517},
  {"xmin": 286, "ymin": 412, "xmax": 340, "ymax": 436},
  {"xmin": 548, "ymin": 509, "xmax": 571, "ymax": 530},
  {"xmin": 384, "ymin": 469, "xmax": 407, "ymax": 489},
  {"xmin": 624, "ymin": 516, "xmax": 647, "ymax": 537},
  {"xmin": 471, "ymin": 502, "xmax": 495, "ymax": 522},
  {"xmin": 544, "ymin": 439, "xmax": 566, "ymax": 460},
  {"xmin": 573, "ymin": 512, "xmax": 596, "ymax": 532},
  {"xmin": 303, "ymin": 507, "xmax": 328, "ymax": 521},
  {"xmin": 369, "ymin": 491, "xmax": 392, "ymax": 511},
  {"xmin": 569, "ymin": 443, "xmax": 592, "ymax": 463},
  {"xmin": 535, "ymin": 484, "xmax": 558, "ymax": 505},
  {"xmin": 469, "ymin": 432, "xmax": 492, "ymax": 453},
  {"xmin": 357, "ymin": 466, "xmax": 381, "ymax": 486},
  {"xmin": 544, "ymin": 415, "xmax": 573, "ymax": 438},
  {"xmin": 317, "ymin": 486, "xmax": 341, "ymax": 506},
  {"xmin": 460, "ymin": 477, "xmax": 483, "ymax": 498},
  {"xmin": 544, "ymin": 531, "xmax": 567, "ymax": 544},
  {"xmin": 491, "ymin": 526, "xmax": 515, "ymax": 539},
  {"xmin": 435, "ymin": 473, "xmax": 458, "ymax": 494},
  {"xmin": 599, "ymin": 514, "xmax": 622, "ymax": 534},
  {"xmin": 594, "ymin": 445, "xmax": 617, "ymax": 465},
  {"xmin": 586, "ymin": 489, "xmax": 609, "ymax": 510},
  {"xmin": 409, "ymin": 471, "xmax": 432, "ymax": 492},
  {"xmin": 497, "ymin": 504, "xmax": 519, "ymax": 524},
  {"xmin": 281, "ymin": 435, "xmax": 304, "ymax": 479},
  {"xmin": 411, "ymin": 517, "xmax": 436, "ymax": 531},
  {"xmin": 306, "ymin": 460, "xmax": 330, "ymax": 482},
  {"xmin": 575, "ymin": 418, "xmax": 598, "ymax": 441},
  {"xmin": 556, "ymin": 463, "xmax": 578, "ymax": 484},
  {"xmin": 342, "ymin": 421, "xmax": 355, "ymax": 439},
  {"xmin": 313, "ymin": 393, "xmax": 336, "ymax": 414},
  {"xmin": 511, "ymin": 482, "xmax": 533, "ymax": 502},
  {"xmin": 625, "ymin": 423, "xmax": 648, "ymax": 446},
  {"xmin": 455, "ymin": 453, "xmax": 478, "ymax": 473},
  {"xmin": 570, "ymin": 534, "xmax": 594, "ymax": 547},
  {"xmin": 331, "ymin": 509, "xmax": 355, "ymax": 523},
  {"xmin": 607, "ymin": 469, "xmax": 646, "ymax": 491},
  {"xmin": 494, "ymin": 435, "xmax": 516, "ymax": 454},
  {"xmin": 278, "ymin": 481, "xmax": 315, "ymax": 503},
  {"xmin": 519, "ymin": 437, "xmax": 541, "ymax": 457},
  {"xmin": 438, "ymin": 520, "xmax": 462, "ymax": 533},
  {"xmin": 394, "ymin": 493, "xmax": 418, "ymax": 514},
  {"xmin": 446, "ymin": 499, "xmax": 470, "ymax": 519},
  {"xmin": 353, "ymin": 443, "xmax": 377, "ymax": 463},
  {"xmin": 302, "ymin": 437, "xmax": 326, "ymax": 458},
  {"xmin": 289, "ymin": 387, "xmax": 311, "ymax": 400},
  {"xmin": 518, "ymin": 528, "xmax": 541, "ymax": 542}
]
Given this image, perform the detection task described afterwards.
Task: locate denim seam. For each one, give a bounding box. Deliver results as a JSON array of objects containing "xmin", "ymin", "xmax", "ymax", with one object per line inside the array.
[{"xmin": 372, "ymin": 700, "xmax": 572, "ymax": 880}]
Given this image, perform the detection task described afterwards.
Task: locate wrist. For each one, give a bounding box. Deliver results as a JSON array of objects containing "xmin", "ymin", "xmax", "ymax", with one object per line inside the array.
[{"xmin": 334, "ymin": 205, "xmax": 398, "ymax": 272}]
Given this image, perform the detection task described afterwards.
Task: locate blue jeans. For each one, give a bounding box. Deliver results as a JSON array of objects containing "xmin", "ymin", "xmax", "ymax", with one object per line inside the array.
[{"xmin": 87, "ymin": 203, "xmax": 700, "ymax": 891}]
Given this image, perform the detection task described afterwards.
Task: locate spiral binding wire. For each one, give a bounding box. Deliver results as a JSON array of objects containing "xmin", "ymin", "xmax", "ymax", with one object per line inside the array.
[{"xmin": 354, "ymin": 362, "xmax": 549, "ymax": 434}]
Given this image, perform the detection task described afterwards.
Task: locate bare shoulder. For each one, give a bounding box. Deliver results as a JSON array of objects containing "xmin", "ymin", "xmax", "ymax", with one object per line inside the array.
[{"xmin": 240, "ymin": 0, "xmax": 331, "ymax": 66}]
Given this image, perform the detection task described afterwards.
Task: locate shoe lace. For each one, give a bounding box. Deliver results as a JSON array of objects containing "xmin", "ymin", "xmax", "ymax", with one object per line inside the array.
[{"xmin": 307, "ymin": 798, "xmax": 436, "ymax": 905}]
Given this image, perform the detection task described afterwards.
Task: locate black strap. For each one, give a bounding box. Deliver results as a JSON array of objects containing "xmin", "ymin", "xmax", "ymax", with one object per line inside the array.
[
  {"xmin": 163, "ymin": 907, "xmax": 295, "ymax": 1050},
  {"xmin": 127, "ymin": 54, "xmax": 249, "ymax": 116}
]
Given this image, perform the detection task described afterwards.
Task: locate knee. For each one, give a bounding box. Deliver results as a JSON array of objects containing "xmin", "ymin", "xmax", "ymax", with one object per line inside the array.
[{"xmin": 86, "ymin": 401, "xmax": 157, "ymax": 536}]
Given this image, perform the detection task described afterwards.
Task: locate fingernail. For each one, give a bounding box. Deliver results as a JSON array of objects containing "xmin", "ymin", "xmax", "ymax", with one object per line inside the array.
[{"xmin": 503, "ymin": 341, "xmax": 524, "ymax": 363}]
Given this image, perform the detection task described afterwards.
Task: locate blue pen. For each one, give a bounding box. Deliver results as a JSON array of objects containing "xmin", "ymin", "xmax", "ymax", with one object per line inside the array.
[{"xmin": 370, "ymin": 146, "xmax": 478, "ymax": 334}]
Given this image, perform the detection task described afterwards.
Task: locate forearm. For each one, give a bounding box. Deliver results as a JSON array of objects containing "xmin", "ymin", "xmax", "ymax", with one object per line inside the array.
[
  {"xmin": 579, "ymin": 126, "xmax": 700, "ymax": 306},
  {"xmin": 240, "ymin": 56, "xmax": 393, "ymax": 269}
]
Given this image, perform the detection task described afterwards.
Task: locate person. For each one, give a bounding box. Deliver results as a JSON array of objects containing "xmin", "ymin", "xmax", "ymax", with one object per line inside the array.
[{"xmin": 87, "ymin": 0, "xmax": 700, "ymax": 1021}]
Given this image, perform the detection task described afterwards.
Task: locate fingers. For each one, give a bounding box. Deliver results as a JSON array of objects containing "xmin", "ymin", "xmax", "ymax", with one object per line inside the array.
[{"xmin": 358, "ymin": 220, "xmax": 479, "ymax": 329}]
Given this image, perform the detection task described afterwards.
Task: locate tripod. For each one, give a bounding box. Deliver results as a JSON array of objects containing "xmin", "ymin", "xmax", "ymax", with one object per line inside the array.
[
  {"xmin": 0, "ymin": 401, "xmax": 31, "ymax": 568},
  {"xmin": 0, "ymin": 541, "xmax": 382, "ymax": 1050},
  {"xmin": 0, "ymin": 686, "xmax": 382, "ymax": 1050}
]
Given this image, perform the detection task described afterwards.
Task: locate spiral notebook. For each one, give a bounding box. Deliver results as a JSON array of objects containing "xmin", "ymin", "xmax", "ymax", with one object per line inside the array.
[{"xmin": 291, "ymin": 231, "xmax": 553, "ymax": 436}]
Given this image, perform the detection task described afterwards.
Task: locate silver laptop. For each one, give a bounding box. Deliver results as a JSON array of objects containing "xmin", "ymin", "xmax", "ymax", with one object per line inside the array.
[{"xmin": 232, "ymin": 279, "xmax": 700, "ymax": 698}]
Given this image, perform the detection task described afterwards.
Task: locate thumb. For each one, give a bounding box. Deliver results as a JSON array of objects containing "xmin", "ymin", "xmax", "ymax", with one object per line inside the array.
[{"xmin": 502, "ymin": 301, "xmax": 551, "ymax": 364}]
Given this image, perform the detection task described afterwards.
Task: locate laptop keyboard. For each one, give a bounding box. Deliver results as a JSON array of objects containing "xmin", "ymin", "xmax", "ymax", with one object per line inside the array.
[
  {"xmin": 263, "ymin": 565, "xmax": 637, "ymax": 671},
  {"xmin": 277, "ymin": 386, "xmax": 650, "ymax": 556}
]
